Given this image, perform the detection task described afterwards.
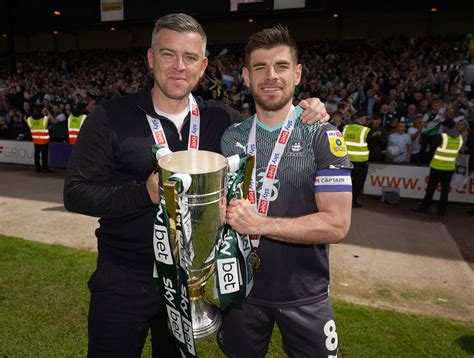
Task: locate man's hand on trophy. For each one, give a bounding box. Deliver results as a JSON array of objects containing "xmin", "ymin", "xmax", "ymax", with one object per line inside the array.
[
  {"xmin": 226, "ymin": 198, "xmax": 265, "ymax": 235},
  {"xmin": 146, "ymin": 172, "xmax": 160, "ymax": 204},
  {"xmin": 299, "ymin": 98, "xmax": 330, "ymax": 124}
]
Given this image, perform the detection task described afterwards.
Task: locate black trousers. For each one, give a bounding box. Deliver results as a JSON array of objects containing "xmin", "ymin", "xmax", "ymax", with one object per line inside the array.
[
  {"xmin": 351, "ymin": 161, "xmax": 368, "ymax": 205},
  {"xmin": 420, "ymin": 168, "xmax": 453, "ymax": 216},
  {"xmin": 87, "ymin": 260, "xmax": 180, "ymax": 358},
  {"xmin": 34, "ymin": 143, "xmax": 49, "ymax": 170}
]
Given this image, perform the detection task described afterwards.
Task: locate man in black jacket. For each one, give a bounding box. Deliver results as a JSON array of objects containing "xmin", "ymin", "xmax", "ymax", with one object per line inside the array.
[{"xmin": 64, "ymin": 13, "xmax": 328, "ymax": 358}]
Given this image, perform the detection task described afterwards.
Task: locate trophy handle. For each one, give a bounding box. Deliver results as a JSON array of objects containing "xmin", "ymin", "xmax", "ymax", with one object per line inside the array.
[{"xmin": 163, "ymin": 180, "xmax": 180, "ymax": 265}]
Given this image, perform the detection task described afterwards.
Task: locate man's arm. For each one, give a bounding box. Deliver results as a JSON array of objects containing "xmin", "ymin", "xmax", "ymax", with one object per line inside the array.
[
  {"xmin": 226, "ymin": 191, "xmax": 352, "ymax": 244},
  {"xmin": 63, "ymin": 105, "xmax": 155, "ymax": 219}
]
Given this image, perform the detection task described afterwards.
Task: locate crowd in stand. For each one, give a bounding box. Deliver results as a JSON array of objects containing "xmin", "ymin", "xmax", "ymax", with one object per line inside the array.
[{"xmin": 1, "ymin": 36, "xmax": 473, "ymax": 165}]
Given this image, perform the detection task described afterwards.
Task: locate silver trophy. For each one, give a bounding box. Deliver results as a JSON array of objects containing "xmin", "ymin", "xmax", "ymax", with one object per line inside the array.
[{"xmin": 158, "ymin": 150, "xmax": 238, "ymax": 338}]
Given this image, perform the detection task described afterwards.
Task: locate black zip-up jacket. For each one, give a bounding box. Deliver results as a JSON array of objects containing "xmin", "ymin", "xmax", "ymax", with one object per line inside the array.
[{"xmin": 64, "ymin": 82, "xmax": 236, "ymax": 272}]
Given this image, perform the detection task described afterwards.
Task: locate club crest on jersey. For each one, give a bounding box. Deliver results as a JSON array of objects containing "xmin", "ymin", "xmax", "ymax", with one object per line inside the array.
[
  {"xmin": 326, "ymin": 130, "xmax": 347, "ymax": 157},
  {"xmin": 287, "ymin": 140, "xmax": 306, "ymax": 156}
]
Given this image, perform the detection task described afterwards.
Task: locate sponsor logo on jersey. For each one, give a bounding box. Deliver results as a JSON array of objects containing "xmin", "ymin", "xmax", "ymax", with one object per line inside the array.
[{"xmin": 326, "ymin": 130, "xmax": 347, "ymax": 157}]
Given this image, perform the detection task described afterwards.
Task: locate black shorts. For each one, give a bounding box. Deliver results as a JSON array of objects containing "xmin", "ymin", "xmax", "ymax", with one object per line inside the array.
[{"xmin": 217, "ymin": 297, "xmax": 338, "ymax": 358}]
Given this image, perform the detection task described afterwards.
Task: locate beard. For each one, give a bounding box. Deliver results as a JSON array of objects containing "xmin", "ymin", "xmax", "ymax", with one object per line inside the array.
[
  {"xmin": 154, "ymin": 79, "xmax": 190, "ymax": 101},
  {"xmin": 251, "ymin": 84, "xmax": 295, "ymax": 112}
]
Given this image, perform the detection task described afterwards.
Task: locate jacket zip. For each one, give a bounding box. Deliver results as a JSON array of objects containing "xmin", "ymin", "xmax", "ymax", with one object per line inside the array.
[{"xmin": 138, "ymin": 104, "xmax": 190, "ymax": 142}]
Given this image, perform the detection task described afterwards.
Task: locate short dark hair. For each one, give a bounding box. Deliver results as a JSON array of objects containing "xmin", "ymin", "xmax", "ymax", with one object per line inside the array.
[
  {"xmin": 244, "ymin": 25, "xmax": 298, "ymax": 66},
  {"xmin": 151, "ymin": 13, "xmax": 207, "ymax": 55},
  {"xmin": 443, "ymin": 118, "xmax": 455, "ymax": 129}
]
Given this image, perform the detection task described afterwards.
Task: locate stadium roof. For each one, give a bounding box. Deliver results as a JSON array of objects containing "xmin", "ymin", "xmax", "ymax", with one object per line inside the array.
[{"xmin": 1, "ymin": 0, "xmax": 471, "ymax": 34}]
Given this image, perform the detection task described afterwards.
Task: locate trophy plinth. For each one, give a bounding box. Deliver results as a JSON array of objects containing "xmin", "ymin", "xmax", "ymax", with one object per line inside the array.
[{"xmin": 189, "ymin": 285, "xmax": 222, "ymax": 338}]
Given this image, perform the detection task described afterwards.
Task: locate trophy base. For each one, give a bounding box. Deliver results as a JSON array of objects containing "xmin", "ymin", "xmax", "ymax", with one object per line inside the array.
[{"xmin": 191, "ymin": 297, "xmax": 222, "ymax": 339}]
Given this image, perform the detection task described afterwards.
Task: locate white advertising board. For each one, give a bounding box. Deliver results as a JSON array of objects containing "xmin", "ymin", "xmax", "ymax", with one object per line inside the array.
[
  {"xmin": 0, "ymin": 140, "xmax": 34, "ymax": 165},
  {"xmin": 364, "ymin": 163, "xmax": 474, "ymax": 203}
]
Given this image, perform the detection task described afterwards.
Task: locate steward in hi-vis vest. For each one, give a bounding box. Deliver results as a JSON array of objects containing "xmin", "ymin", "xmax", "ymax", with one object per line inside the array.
[
  {"xmin": 343, "ymin": 111, "xmax": 371, "ymax": 207},
  {"xmin": 343, "ymin": 122, "xmax": 370, "ymax": 163},
  {"xmin": 27, "ymin": 105, "xmax": 52, "ymax": 173},
  {"xmin": 429, "ymin": 132, "xmax": 463, "ymax": 171},
  {"xmin": 418, "ymin": 118, "xmax": 462, "ymax": 216},
  {"xmin": 68, "ymin": 113, "xmax": 87, "ymax": 144},
  {"xmin": 27, "ymin": 115, "xmax": 49, "ymax": 145}
]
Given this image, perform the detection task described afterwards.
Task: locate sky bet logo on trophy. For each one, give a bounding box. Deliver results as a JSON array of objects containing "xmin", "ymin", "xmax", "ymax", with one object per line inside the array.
[{"xmin": 152, "ymin": 147, "xmax": 254, "ymax": 357}]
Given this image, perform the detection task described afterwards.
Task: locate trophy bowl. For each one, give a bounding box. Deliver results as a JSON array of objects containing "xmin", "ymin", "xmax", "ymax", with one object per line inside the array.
[{"xmin": 158, "ymin": 150, "xmax": 228, "ymax": 339}]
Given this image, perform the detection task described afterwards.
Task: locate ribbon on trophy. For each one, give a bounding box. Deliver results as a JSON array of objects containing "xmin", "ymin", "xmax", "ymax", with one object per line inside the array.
[
  {"xmin": 151, "ymin": 145, "xmax": 196, "ymax": 358},
  {"xmin": 215, "ymin": 154, "xmax": 255, "ymax": 311},
  {"xmin": 151, "ymin": 145, "xmax": 255, "ymax": 356}
]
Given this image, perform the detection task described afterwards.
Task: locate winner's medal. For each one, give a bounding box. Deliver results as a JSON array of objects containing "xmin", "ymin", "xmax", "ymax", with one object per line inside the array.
[
  {"xmin": 246, "ymin": 106, "xmax": 301, "ymax": 271},
  {"xmin": 250, "ymin": 249, "xmax": 261, "ymax": 270}
]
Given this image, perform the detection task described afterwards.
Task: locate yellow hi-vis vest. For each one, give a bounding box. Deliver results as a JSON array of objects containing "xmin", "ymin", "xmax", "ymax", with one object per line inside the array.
[
  {"xmin": 429, "ymin": 133, "xmax": 463, "ymax": 171},
  {"xmin": 27, "ymin": 116, "xmax": 49, "ymax": 145},
  {"xmin": 68, "ymin": 114, "xmax": 87, "ymax": 144},
  {"xmin": 343, "ymin": 124, "xmax": 370, "ymax": 162}
]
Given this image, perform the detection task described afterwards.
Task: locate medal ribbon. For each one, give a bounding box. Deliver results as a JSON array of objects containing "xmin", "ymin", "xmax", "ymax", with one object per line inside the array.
[
  {"xmin": 247, "ymin": 105, "xmax": 303, "ymax": 249},
  {"xmin": 146, "ymin": 93, "xmax": 200, "ymax": 150}
]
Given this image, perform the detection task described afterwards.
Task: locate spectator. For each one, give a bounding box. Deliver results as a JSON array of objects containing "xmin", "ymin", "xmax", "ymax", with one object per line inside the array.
[
  {"xmin": 457, "ymin": 119, "xmax": 472, "ymax": 153},
  {"xmin": 241, "ymin": 103, "xmax": 251, "ymax": 118},
  {"xmin": 367, "ymin": 113, "xmax": 388, "ymax": 161},
  {"xmin": 379, "ymin": 103, "xmax": 397, "ymax": 132},
  {"xmin": 0, "ymin": 115, "xmax": 8, "ymax": 138},
  {"xmin": 400, "ymin": 104, "xmax": 418, "ymax": 128},
  {"xmin": 47, "ymin": 102, "xmax": 67, "ymax": 142},
  {"xmin": 388, "ymin": 122, "xmax": 412, "ymax": 163},
  {"xmin": 5, "ymin": 110, "xmax": 26, "ymax": 140},
  {"xmin": 330, "ymin": 110, "xmax": 344, "ymax": 132},
  {"xmin": 420, "ymin": 99, "xmax": 444, "ymax": 163},
  {"xmin": 408, "ymin": 115, "xmax": 424, "ymax": 164}
]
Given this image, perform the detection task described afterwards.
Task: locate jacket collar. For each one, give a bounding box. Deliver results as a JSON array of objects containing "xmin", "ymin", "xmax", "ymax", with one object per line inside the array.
[
  {"xmin": 136, "ymin": 78, "xmax": 205, "ymax": 119},
  {"xmin": 136, "ymin": 79, "xmax": 157, "ymax": 118}
]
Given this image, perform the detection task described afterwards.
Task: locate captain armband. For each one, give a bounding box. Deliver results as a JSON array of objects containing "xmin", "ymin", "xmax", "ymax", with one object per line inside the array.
[{"xmin": 314, "ymin": 168, "xmax": 352, "ymax": 193}]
